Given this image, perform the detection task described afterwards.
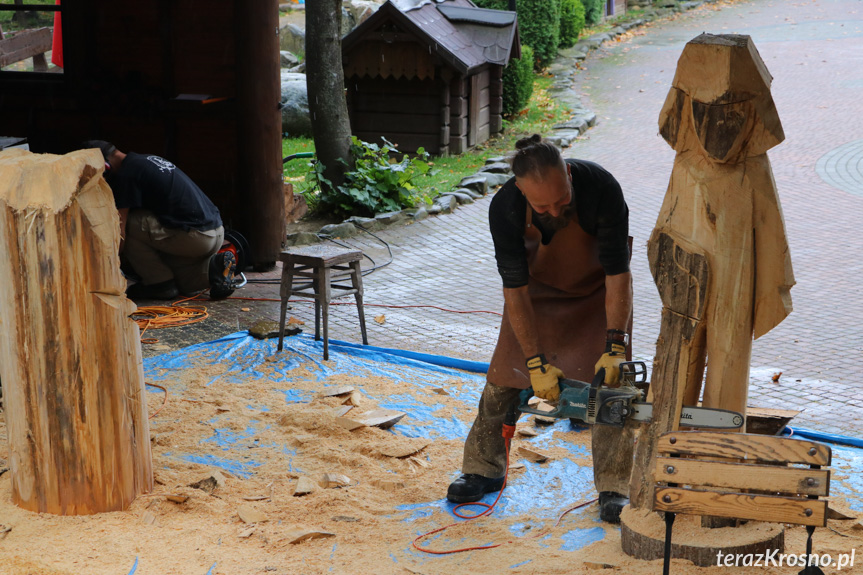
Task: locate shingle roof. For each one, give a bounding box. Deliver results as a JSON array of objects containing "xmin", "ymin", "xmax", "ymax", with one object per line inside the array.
[{"xmin": 342, "ymin": 0, "xmax": 520, "ymax": 75}]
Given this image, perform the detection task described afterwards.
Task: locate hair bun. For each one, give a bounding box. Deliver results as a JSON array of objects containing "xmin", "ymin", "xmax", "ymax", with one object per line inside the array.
[{"xmin": 515, "ymin": 134, "xmax": 543, "ymax": 150}]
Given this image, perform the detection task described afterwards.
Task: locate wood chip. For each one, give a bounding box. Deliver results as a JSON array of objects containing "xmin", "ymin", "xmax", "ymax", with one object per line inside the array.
[
  {"xmin": 166, "ymin": 494, "xmax": 189, "ymax": 504},
  {"xmin": 242, "ymin": 495, "xmax": 270, "ymax": 501},
  {"xmin": 527, "ymin": 396, "xmax": 542, "ymax": 406},
  {"xmin": 142, "ymin": 511, "xmax": 157, "ymax": 525},
  {"xmin": 371, "ymin": 478, "xmax": 406, "ymax": 491},
  {"xmin": 374, "ymin": 314, "xmax": 386, "ymax": 325},
  {"xmin": 332, "ymin": 516, "xmax": 359, "ymax": 522},
  {"xmin": 343, "ymin": 390, "xmax": 362, "ymax": 407},
  {"xmin": 320, "ymin": 385, "xmax": 355, "ymax": 397},
  {"xmin": 335, "ymin": 416, "xmax": 365, "ymax": 431},
  {"xmin": 241, "ymin": 307, "xmax": 251, "ymax": 312},
  {"xmin": 518, "ymin": 446, "xmax": 550, "ymax": 463},
  {"xmin": 532, "ymin": 414, "xmax": 556, "ymax": 425},
  {"xmin": 293, "ymin": 476, "xmax": 317, "ymax": 496},
  {"xmin": 0, "ymin": 525, "xmax": 12, "ymax": 540},
  {"xmin": 828, "ymin": 502, "xmax": 858, "ymax": 520},
  {"xmin": 322, "ymin": 473, "xmax": 352, "ymax": 488},
  {"xmin": 238, "ymin": 527, "xmax": 256, "ymax": 539},
  {"xmin": 238, "ymin": 504, "xmax": 268, "ymax": 524},
  {"xmin": 333, "ymin": 405, "xmax": 353, "ymax": 417},
  {"xmin": 408, "ymin": 456, "xmax": 430, "ymax": 468},
  {"xmin": 431, "ymin": 387, "xmax": 449, "ymax": 396},
  {"xmin": 534, "ymin": 401, "xmax": 556, "ymax": 413},
  {"xmin": 284, "ymin": 527, "xmax": 335, "ymax": 544},
  {"xmin": 352, "ymin": 409, "xmax": 406, "ymax": 429},
  {"xmin": 508, "ymin": 462, "xmax": 525, "ymax": 471},
  {"xmin": 584, "ymin": 561, "xmax": 617, "ymax": 569},
  {"xmin": 215, "ymin": 406, "xmax": 231, "ymax": 413},
  {"xmin": 380, "ymin": 439, "xmax": 430, "ymax": 458},
  {"xmin": 517, "ymin": 427, "xmax": 538, "ymax": 437}
]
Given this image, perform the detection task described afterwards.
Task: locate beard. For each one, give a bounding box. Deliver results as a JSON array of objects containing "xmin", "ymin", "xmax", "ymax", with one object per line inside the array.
[{"xmin": 534, "ymin": 203, "xmax": 575, "ymax": 232}]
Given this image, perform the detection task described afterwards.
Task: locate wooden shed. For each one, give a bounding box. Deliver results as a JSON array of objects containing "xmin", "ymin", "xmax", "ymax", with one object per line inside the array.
[
  {"xmin": 0, "ymin": 1, "xmax": 284, "ymax": 266},
  {"xmin": 342, "ymin": 0, "xmax": 520, "ymax": 156}
]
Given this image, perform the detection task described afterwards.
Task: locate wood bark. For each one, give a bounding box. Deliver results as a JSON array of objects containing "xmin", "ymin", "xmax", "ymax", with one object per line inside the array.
[
  {"xmin": 0, "ymin": 149, "xmax": 152, "ymax": 515},
  {"xmin": 306, "ymin": 0, "xmax": 354, "ymax": 192}
]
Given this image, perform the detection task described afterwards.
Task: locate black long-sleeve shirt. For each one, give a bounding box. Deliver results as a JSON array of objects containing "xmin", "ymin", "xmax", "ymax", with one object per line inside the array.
[{"xmin": 489, "ymin": 159, "xmax": 630, "ymax": 288}]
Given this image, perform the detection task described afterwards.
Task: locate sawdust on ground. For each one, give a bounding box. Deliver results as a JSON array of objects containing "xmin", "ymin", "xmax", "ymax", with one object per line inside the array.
[{"xmin": 0, "ymin": 346, "xmax": 861, "ymax": 575}]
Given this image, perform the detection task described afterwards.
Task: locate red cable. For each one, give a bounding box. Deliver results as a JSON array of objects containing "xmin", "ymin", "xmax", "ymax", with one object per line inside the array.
[
  {"xmin": 412, "ymin": 424, "xmax": 599, "ymax": 555},
  {"xmin": 225, "ymin": 295, "xmax": 502, "ymax": 316}
]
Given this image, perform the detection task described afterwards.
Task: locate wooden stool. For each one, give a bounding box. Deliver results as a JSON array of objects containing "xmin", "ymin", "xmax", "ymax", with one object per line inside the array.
[{"xmin": 277, "ymin": 244, "xmax": 369, "ymax": 360}]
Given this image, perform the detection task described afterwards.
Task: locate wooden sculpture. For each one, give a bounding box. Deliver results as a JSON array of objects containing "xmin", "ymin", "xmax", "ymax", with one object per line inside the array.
[
  {"xmin": 629, "ymin": 34, "xmax": 794, "ymax": 510},
  {"xmin": 0, "ymin": 149, "xmax": 153, "ymax": 514}
]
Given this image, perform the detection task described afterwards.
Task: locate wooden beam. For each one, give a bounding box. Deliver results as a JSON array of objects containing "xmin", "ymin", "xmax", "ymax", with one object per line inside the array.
[
  {"xmin": 654, "ymin": 457, "xmax": 830, "ymax": 497},
  {"xmin": 654, "ymin": 487, "xmax": 827, "ymax": 527},
  {"xmin": 658, "ymin": 432, "xmax": 831, "ymax": 466}
]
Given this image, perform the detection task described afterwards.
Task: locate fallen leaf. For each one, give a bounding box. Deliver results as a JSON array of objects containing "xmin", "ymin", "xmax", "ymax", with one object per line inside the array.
[
  {"xmin": 374, "ymin": 314, "xmax": 386, "ymax": 325},
  {"xmin": 287, "ymin": 316, "xmax": 305, "ymax": 326},
  {"xmin": 241, "ymin": 307, "xmax": 251, "ymax": 312},
  {"xmin": 771, "ymin": 371, "xmax": 783, "ymax": 383}
]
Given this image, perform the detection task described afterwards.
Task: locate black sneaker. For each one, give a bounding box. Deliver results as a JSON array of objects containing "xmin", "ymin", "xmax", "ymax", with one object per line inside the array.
[
  {"xmin": 446, "ymin": 474, "xmax": 506, "ymax": 503},
  {"xmin": 598, "ymin": 491, "xmax": 629, "ymax": 524},
  {"xmin": 208, "ymin": 250, "xmax": 237, "ymax": 299},
  {"xmin": 126, "ymin": 279, "xmax": 179, "ymax": 301}
]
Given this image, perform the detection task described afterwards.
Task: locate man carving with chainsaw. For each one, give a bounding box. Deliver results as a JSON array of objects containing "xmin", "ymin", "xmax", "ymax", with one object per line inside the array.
[{"xmin": 447, "ymin": 135, "xmax": 635, "ymax": 523}]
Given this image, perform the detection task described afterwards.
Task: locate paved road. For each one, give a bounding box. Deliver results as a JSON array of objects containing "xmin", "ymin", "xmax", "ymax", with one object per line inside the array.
[{"xmin": 164, "ymin": 0, "xmax": 863, "ymax": 437}]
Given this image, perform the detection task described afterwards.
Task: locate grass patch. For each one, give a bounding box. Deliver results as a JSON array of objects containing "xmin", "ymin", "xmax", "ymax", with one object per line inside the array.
[{"xmin": 282, "ymin": 74, "xmax": 575, "ymax": 202}]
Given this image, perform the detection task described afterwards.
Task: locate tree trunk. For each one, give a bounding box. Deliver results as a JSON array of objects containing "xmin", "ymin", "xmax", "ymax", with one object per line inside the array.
[
  {"xmin": 305, "ymin": 0, "xmax": 353, "ymax": 193},
  {"xmin": 0, "ymin": 149, "xmax": 153, "ymax": 515}
]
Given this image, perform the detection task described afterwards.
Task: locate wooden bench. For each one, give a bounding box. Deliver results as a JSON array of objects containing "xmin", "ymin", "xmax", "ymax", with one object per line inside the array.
[
  {"xmin": 0, "ymin": 27, "xmax": 52, "ymax": 72},
  {"xmin": 653, "ymin": 430, "xmax": 832, "ymax": 575}
]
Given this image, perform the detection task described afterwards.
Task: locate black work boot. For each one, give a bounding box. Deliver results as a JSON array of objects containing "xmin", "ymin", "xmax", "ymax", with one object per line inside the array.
[
  {"xmin": 208, "ymin": 250, "xmax": 237, "ymax": 299},
  {"xmin": 446, "ymin": 474, "xmax": 505, "ymax": 503},
  {"xmin": 126, "ymin": 279, "xmax": 179, "ymax": 300},
  {"xmin": 598, "ymin": 491, "xmax": 629, "ymax": 524}
]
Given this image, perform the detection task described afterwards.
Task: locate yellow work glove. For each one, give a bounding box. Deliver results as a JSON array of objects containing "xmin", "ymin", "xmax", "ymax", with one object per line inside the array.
[
  {"xmin": 595, "ymin": 342, "xmax": 626, "ymax": 386},
  {"xmin": 526, "ymin": 354, "xmax": 564, "ymax": 402}
]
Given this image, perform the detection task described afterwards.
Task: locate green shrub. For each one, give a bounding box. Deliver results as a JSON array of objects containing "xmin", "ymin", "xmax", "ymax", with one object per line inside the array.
[
  {"xmin": 502, "ymin": 44, "xmax": 534, "ymax": 116},
  {"xmin": 559, "ymin": 0, "xmax": 586, "ymax": 48},
  {"xmin": 302, "ymin": 137, "xmax": 434, "ymax": 218},
  {"xmin": 473, "ymin": 0, "xmax": 560, "ymax": 70},
  {"xmin": 582, "ymin": 0, "xmax": 603, "ymax": 26}
]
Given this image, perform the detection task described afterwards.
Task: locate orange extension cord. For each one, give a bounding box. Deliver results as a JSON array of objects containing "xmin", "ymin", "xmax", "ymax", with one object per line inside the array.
[
  {"xmin": 132, "ymin": 295, "xmax": 210, "ymax": 343},
  {"xmin": 412, "ymin": 424, "xmax": 599, "ymax": 555}
]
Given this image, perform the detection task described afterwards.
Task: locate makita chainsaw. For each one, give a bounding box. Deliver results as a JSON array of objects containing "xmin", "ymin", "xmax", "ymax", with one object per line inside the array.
[{"xmin": 518, "ymin": 361, "xmax": 744, "ymax": 429}]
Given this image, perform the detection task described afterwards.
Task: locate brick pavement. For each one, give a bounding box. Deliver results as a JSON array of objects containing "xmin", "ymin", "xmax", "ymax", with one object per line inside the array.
[{"xmin": 148, "ymin": 0, "xmax": 863, "ymax": 437}]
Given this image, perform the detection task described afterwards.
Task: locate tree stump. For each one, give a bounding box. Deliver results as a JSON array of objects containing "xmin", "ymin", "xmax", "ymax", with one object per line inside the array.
[
  {"xmin": 620, "ymin": 506, "xmax": 785, "ymax": 567},
  {"xmin": 0, "ymin": 149, "xmax": 153, "ymax": 515}
]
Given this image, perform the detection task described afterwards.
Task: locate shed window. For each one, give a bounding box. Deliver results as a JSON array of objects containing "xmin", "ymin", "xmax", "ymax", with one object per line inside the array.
[{"xmin": 0, "ymin": 1, "xmax": 63, "ymax": 74}]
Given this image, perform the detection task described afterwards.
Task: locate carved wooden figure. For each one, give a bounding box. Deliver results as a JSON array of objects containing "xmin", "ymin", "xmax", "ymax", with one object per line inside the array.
[{"xmin": 629, "ymin": 34, "xmax": 794, "ymax": 509}]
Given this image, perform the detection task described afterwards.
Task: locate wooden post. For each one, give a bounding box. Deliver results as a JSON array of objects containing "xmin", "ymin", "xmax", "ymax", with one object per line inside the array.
[
  {"xmin": 236, "ymin": 0, "xmax": 284, "ymax": 268},
  {"xmin": 0, "ymin": 149, "xmax": 153, "ymax": 515}
]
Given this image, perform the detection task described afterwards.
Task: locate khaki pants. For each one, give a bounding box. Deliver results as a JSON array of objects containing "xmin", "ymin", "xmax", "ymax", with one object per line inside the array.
[
  {"xmin": 124, "ymin": 210, "xmax": 223, "ymax": 293},
  {"xmin": 462, "ymin": 381, "xmax": 636, "ymax": 494}
]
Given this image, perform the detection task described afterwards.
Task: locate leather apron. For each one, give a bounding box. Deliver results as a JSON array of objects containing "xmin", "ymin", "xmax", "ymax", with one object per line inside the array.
[{"xmin": 487, "ymin": 208, "xmax": 615, "ymax": 388}]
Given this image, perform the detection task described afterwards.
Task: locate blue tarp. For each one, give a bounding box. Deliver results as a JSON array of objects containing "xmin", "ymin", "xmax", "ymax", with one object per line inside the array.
[{"xmin": 143, "ymin": 331, "xmax": 863, "ymax": 563}]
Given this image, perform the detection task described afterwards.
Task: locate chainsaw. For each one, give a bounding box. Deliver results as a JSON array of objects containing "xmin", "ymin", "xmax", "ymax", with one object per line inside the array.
[{"xmin": 518, "ymin": 361, "xmax": 744, "ymax": 429}]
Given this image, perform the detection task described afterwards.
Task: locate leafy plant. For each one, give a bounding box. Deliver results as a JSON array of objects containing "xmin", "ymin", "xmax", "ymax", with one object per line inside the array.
[
  {"xmin": 502, "ymin": 44, "xmax": 534, "ymax": 116},
  {"xmin": 559, "ymin": 0, "xmax": 586, "ymax": 48},
  {"xmin": 302, "ymin": 137, "xmax": 435, "ymax": 218}
]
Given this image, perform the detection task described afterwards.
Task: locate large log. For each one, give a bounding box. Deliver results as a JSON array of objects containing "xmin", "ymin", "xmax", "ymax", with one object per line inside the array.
[{"xmin": 0, "ymin": 149, "xmax": 153, "ymax": 515}]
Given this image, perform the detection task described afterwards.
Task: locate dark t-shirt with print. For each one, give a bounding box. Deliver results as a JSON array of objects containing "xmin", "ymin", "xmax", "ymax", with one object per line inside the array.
[
  {"xmin": 489, "ymin": 159, "xmax": 630, "ymax": 289},
  {"xmin": 107, "ymin": 152, "xmax": 222, "ymax": 232}
]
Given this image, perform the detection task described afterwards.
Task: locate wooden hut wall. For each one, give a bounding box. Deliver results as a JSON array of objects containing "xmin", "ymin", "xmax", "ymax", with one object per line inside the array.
[
  {"xmin": 0, "ymin": 0, "xmax": 283, "ymax": 263},
  {"xmin": 469, "ymin": 68, "xmax": 492, "ymax": 148},
  {"xmin": 347, "ymin": 75, "xmax": 444, "ymax": 154}
]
